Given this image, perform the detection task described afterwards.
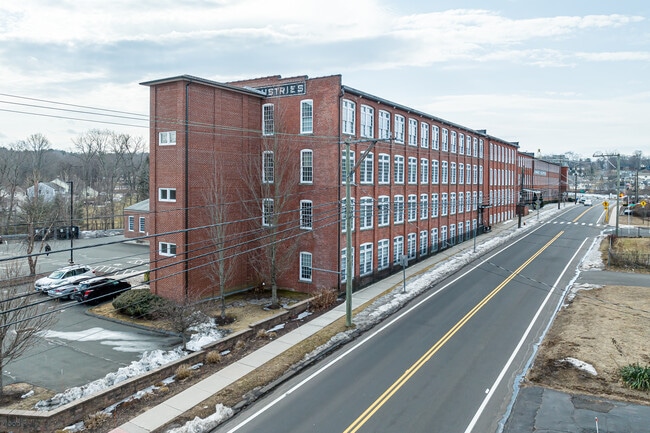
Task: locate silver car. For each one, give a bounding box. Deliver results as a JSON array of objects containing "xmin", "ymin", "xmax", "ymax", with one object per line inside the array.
[
  {"xmin": 34, "ymin": 265, "xmax": 96, "ymax": 293},
  {"xmin": 46, "ymin": 276, "xmax": 92, "ymax": 300}
]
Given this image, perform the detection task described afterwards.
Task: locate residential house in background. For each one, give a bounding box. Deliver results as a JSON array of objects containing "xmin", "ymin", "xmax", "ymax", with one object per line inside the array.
[{"xmin": 124, "ymin": 199, "xmax": 149, "ymax": 242}]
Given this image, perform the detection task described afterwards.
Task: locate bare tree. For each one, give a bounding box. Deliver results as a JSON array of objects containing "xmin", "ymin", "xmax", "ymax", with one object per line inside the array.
[
  {"xmin": 159, "ymin": 300, "xmax": 210, "ymax": 351},
  {"xmin": 0, "ymin": 260, "xmax": 58, "ymax": 399},
  {"xmin": 113, "ymin": 133, "xmax": 148, "ymax": 203},
  {"xmin": 0, "ymin": 143, "xmax": 28, "ymax": 235}
]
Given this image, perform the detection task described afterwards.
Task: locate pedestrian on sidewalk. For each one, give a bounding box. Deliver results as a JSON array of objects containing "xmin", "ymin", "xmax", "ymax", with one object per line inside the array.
[{"xmin": 45, "ymin": 243, "xmax": 51, "ymax": 256}]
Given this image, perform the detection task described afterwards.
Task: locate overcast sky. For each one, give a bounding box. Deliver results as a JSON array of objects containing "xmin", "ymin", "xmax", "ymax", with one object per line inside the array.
[{"xmin": 1, "ymin": 0, "xmax": 648, "ymax": 159}]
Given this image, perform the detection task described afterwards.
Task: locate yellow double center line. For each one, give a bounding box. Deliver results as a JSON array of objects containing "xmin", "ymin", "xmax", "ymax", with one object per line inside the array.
[{"xmin": 343, "ymin": 230, "xmax": 565, "ymax": 433}]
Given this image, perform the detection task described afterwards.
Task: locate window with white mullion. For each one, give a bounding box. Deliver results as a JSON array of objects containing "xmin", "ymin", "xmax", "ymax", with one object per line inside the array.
[
  {"xmin": 378, "ymin": 154, "xmax": 390, "ymax": 184},
  {"xmin": 360, "ymin": 153, "xmax": 373, "ymax": 184},
  {"xmin": 379, "ymin": 110, "xmax": 391, "ymax": 139},
  {"xmin": 420, "ymin": 123, "xmax": 429, "ymax": 148},
  {"xmin": 393, "ymin": 195, "xmax": 404, "ymax": 224},
  {"xmin": 361, "ymin": 105, "xmax": 374, "ymax": 138},
  {"xmin": 342, "ymin": 99, "xmax": 356, "ymax": 135},
  {"xmin": 378, "ymin": 196, "xmax": 390, "ymax": 227},
  {"xmin": 408, "ymin": 119, "xmax": 418, "ymax": 146},
  {"xmin": 394, "ymin": 115, "xmax": 405, "ymax": 144}
]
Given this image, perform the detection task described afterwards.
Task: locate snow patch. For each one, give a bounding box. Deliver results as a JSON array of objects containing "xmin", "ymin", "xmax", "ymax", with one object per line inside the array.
[
  {"xmin": 560, "ymin": 357, "xmax": 598, "ymax": 376},
  {"xmin": 165, "ymin": 404, "xmax": 234, "ymax": 433}
]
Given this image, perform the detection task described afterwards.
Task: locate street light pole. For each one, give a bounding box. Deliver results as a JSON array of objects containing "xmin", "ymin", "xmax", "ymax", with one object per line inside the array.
[{"xmin": 67, "ymin": 181, "xmax": 74, "ymax": 264}]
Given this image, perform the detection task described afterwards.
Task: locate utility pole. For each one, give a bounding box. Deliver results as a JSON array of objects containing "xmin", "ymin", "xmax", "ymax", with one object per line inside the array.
[
  {"xmin": 594, "ymin": 152, "xmax": 620, "ymax": 237},
  {"xmin": 66, "ymin": 180, "xmax": 74, "ymax": 264}
]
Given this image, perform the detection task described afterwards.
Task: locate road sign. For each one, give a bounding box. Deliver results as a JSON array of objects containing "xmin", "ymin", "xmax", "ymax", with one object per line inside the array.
[
  {"xmin": 603, "ymin": 200, "xmax": 609, "ymax": 207},
  {"xmin": 641, "ymin": 200, "xmax": 647, "ymax": 207}
]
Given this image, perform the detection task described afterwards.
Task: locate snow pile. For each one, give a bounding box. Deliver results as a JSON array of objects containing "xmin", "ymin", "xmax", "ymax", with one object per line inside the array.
[
  {"xmin": 579, "ymin": 235, "xmax": 606, "ymax": 271},
  {"xmin": 560, "ymin": 357, "xmax": 598, "ymax": 376},
  {"xmin": 165, "ymin": 404, "xmax": 233, "ymax": 433},
  {"xmin": 564, "ymin": 283, "xmax": 602, "ymax": 304},
  {"xmin": 186, "ymin": 320, "xmax": 228, "ymax": 352}
]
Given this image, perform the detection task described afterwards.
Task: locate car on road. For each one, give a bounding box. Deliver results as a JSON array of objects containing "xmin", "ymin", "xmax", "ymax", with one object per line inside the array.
[
  {"xmin": 584, "ymin": 199, "xmax": 593, "ymax": 206},
  {"xmin": 34, "ymin": 265, "xmax": 96, "ymax": 293},
  {"xmin": 46, "ymin": 276, "xmax": 92, "ymax": 300},
  {"xmin": 73, "ymin": 277, "xmax": 131, "ymax": 304}
]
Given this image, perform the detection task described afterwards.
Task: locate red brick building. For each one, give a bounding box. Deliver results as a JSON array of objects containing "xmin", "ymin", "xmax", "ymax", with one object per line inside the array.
[{"xmin": 141, "ymin": 74, "xmax": 524, "ymax": 301}]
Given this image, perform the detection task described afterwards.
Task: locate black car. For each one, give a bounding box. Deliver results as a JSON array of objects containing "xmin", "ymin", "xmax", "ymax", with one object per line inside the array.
[{"xmin": 73, "ymin": 277, "xmax": 131, "ymax": 304}]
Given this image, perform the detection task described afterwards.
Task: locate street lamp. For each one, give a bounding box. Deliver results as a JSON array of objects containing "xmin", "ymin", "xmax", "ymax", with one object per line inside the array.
[
  {"xmin": 635, "ymin": 164, "xmax": 647, "ymax": 204},
  {"xmin": 593, "ymin": 152, "xmax": 620, "ymax": 237},
  {"xmin": 66, "ymin": 181, "xmax": 74, "ymax": 264}
]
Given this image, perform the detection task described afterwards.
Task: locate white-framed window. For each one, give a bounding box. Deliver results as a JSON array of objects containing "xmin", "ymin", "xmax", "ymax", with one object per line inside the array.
[
  {"xmin": 459, "ymin": 163, "xmax": 464, "ymax": 185},
  {"xmin": 420, "ymin": 123, "xmax": 429, "ymax": 148},
  {"xmin": 473, "ymin": 164, "xmax": 478, "ymax": 184},
  {"xmin": 263, "ymin": 103, "xmax": 274, "ymax": 136},
  {"xmin": 450, "ymin": 162, "xmax": 457, "ymax": 184},
  {"xmin": 479, "ymin": 165, "xmax": 484, "ymax": 184},
  {"xmin": 407, "ymin": 233, "xmax": 417, "ymax": 260},
  {"xmin": 342, "ymin": 99, "xmax": 356, "ymax": 135},
  {"xmin": 361, "ymin": 105, "xmax": 374, "ymax": 138},
  {"xmin": 159, "ymin": 131, "xmax": 176, "ymax": 146},
  {"xmin": 159, "ymin": 242, "xmax": 177, "ymax": 257},
  {"xmin": 341, "ymin": 247, "xmax": 354, "ymax": 282},
  {"xmin": 394, "ymin": 195, "xmax": 404, "ymax": 224},
  {"xmin": 360, "ymin": 197, "xmax": 373, "ymax": 229},
  {"xmin": 263, "ymin": 151, "xmax": 274, "ymax": 183},
  {"xmin": 378, "ymin": 196, "xmax": 390, "ymax": 227},
  {"xmin": 467, "ymin": 135, "xmax": 472, "ymax": 156},
  {"xmin": 458, "ymin": 193, "xmax": 464, "ymax": 214},
  {"xmin": 420, "ymin": 194, "xmax": 428, "ymax": 220},
  {"xmin": 359, "ymin": 243, "xmax": 373, "ymax": 276},
  {"xmin": 378, "ymin": 239, "xmax": 389, "ymax": 270},
  {"xmin": 458, "ymin": 222, "xmax": 464, "ymax": 243},
  {"xmin": 441, "ymin": 161, "xmax": 448, "ymax": 184},
  {"xmin": 300, "ymin": 252, "xmax": 313, "ymax": 282},
  {"xmin": 432, "ymin": 125, "xmax": 439, "ymax": 150},
  {"xmin": 393, "ymin": 236, "xmax": 404, "ymax": 265},
  {"xmin": 301, "ymin": 149, "xmax": 313, "ymax": 184},
  {"xmin": 420, "ymin": 230, "xmax": 428, "ymax": 256},
  {"xmin": 451, "ymin": 131, "xmax": 457, "ymax": 153},
  {"xmin": 441, "ymin": 193, "xmax": 448, "ymax": 216},
  {"xmin": 158, "ymin": 188, "xmax": 176, "ymax": 202},
  {"xmin": 394, "ymin": 115, "xmax": 405, "ymax": 144},
  {"xmin": 441, "ymin": 225, "xmax": 448, "ymax": 248},
  {"xmin": 479, "ymin": 191, "xmax": 483, "ymax": 209},
  {"xmin": 378, "ymin": 153, "xmax": 390, "ymax": 184},
  {"xmin": 341, "ymin": 150, "xmax": 355, "ymax": 184},
  {"xmin": 407, "ymin": 194, "xmax": 417, "ymax": 221},
  {"xmin": 300, "ymin": 200, "xmax": 313, "ymax": 229},
  {"xmin": 408, "ymin": 157, "xmax": 417, "ymax": 184},
  {"xmin": 466, "ymin": 163, "xmax": 472, "ymax": 184},
  {"xmin": 408, "ymin": 118, "xmax": 418, "ymax": 146},
  {"xmin": 450, "ymin": 224, "xmax": 456, "ymax": 245},
  {"xmin": 379, "ymin": 110, "xmax": 391, "ymax": 139},
  {"xmin": 420, "ymin": 158, "xmax": 429, "ymax": 184},
  {"xmin": 430, "ymin": 229, "xmax": 438, "ymax": 253},
  {"xmin": 128, "ymin": 216, "xmax": 134, "ymax": 231},
  {"xmin": 431, "ymin": 193, "xmax": 439, "ymax": 218},
  {"xmin": 431, "ymin": 160, "xmax": 439, "ymax": 184},
  {"xmin": 459, "ymin": 133, "xmax": 465, "ymax": 155},
  {"xmin": 442, "ymin": 128, "xmax": 449, "ymax": 151},
  {"xmin": 360, "ymin": 152, "xmax": 373, "ymax": 184},
  {"xmin": 466, "ymin": 191, "xmax": 472, "ymax": 212},
  {"xmin": 341, "ymin": 198, "xmax": 355, "ymax": 232},
  {"xmin": 478, "ymin": 139, "xmax": 483, "ymax": 158},
  {"xmin": 466, "ymin": 220, "xmax": 471, "ymax": 240},
  {"xmin": 300, "ymin": 100, "xmax": 313, "ymax": 134},
  {"xmin": 394, "ymin": 155, "xmax": 404, "ymax": 184},
  {"xmin": 450, "ymin": 192, "xmax": 456, "ymax": 215},
  {"xmin": 262, "ymin": 198, "xmax": 274, "ymax": 226},
  {"xmin": 139, "ymin": 216, "xmax": 145, "ymax": 233},
  {"xmin": 473, "ymin": 191, "xmax": 478, "ymax": 210}
]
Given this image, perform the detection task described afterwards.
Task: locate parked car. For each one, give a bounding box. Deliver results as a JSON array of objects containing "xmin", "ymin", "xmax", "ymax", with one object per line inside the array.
[
  {"xmin": 73, "ymin": 277, "xmax": 131, "ymax": 304},
  {"xmin": 34, "ymin": 265, "xmax": 96, "ymax": 293},
  {"xmin": 584, "ymin": 199, "xmax": 593, "ymax": 206},
  {"xmin": 623, "ymin": 207, "xmax": 635, "ymax": 215},
  {"xmin": 46, "ymin": 276, "xmax": 92, "ymax": 300}
]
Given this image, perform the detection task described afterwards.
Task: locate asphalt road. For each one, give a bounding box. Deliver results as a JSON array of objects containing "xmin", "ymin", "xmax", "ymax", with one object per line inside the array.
[{"xmin": 214, "ymin": 204, "xmax": 605, "ymax": 433}]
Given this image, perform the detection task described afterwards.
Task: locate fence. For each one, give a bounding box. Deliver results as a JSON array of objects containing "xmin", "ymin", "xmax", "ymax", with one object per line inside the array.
[{"xmin": 608, "ymin": 250, "xmax": 650, "ymax": 270}]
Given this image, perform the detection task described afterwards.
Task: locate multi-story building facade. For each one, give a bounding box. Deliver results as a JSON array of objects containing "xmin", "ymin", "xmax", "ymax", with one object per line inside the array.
[{"xmin": 141, "ymin": 74, "xmax": 523, "ymax": 301}]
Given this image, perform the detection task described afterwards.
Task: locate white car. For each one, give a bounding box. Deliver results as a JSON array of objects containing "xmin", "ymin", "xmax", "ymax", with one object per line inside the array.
[
  {"xmin": 584, "ymin": 199, "xmax": 593, "ymax": 206},
  {"xmin": 34, "ymin": 265, "xmax": 96, "ymax": 293}
]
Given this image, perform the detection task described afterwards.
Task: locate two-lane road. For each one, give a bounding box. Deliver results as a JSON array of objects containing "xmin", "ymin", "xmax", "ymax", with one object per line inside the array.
[{"xmin": 215, "ymin": 204, "xmax": 605, "ymax": 433}]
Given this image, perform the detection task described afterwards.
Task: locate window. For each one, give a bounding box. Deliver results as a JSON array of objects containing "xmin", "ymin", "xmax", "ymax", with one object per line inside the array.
[
  {"xmin": 361, "ymin": 105, "xmax": 374, "ymax": 138},
  {"xmin": 466, "ymin": 191, "xmax": 472, "ymax": 212},
  {"xmin": 341, "ymin": 198, "xmax": 355, "ymax": 232},
  {"xmin": 420, "ymin": 123, "xmax": 429, "ymax": 148},
  {"xmin": 394, "ymin": 155, "xmax": 404, "ymax": 184},
  {"xmin": 128, "ymin": 216, "xmax": 134, "ymax": 231},
  {"xmin": 407, "ymin": 233, "xmax": 417, "ymax": 260},
  {"xmin": 451, "ymin": 131, "xmax": 457, "ymax": 153},
  {"xmin": 459, "ymin": 133, "xmax": 464, "ymax": 154},
  {"xmin": 466, "ymin": 220, "xmax": 471, "ymax": 240},
  {"xmin": 159, "ymin": 242, "xmax": 177, "ymax": 257},
  {"xmin": 466, "ymin": 163, "xmax": 472, "ymax": 184},
  {"xmin": 394, "ymin": 115, "xmax": 405, "ymax": 144},
  {"xmin": 359, "ymin": 243, "xmax": 373, "ymax": 276},
  {"xmin": 139, "ymin": 217, "xmax": 145, "ymax": 233},
  {"xmin": 159, "ymin": 131, "xmax": 176, "ymax": 146},
  {"xmin": 441, "ymin": 226, "xmax": 448, "ymax": 248},
  {"xmin": 479, "ymin": 165, "xmax": 484, "ymax": 184},
  {"xmin": 393, "ymin": 236, "xmax": 404, "ymax": 265},
  {"xmin": 473, "ymin": 165, "xmax": 478, "ymax": 184},
  {"xmin": 360, "ymin": 153, "xmax": 373, "ymax": 184},
  {"xmin": 431, "ymin": 228, "xmax": 439, "ymax": 252},
  {"xmin": 420, "ymin": 194, "xmax": 428, "ymax": 219},
  {"xmin": 441, "ymin": 161, "xmax": 448, "ymax": 184},
  {"xmin": 360, "ymin": 197, "xmax": 373, "ymax": 229},
  {"xmin": 473, "ymin": 191, "xmax": 478, "ymax": 210},
  {"xmin": 450, "ymin": 193, "xmax": 456, "ymax": 215},
  {"xmin": 158, "ymin": 188, "xmax": 176, "ymax": 202},
  {"xmin": 432, "ymin": 125, "xmax": 439, "ymax": 150},
  {"xmin": 441, "ymin": 193, "xmax": 448, "ymax": 216},
  {"xmin": 300, "ymin": 149, "xmax": 313, "ymax": 184},
  {"xmin": 478, "ymin": 139, "xmax": 483, "ymax": 158},
  {"xmin": 450, "ymin": 224, "xmax": 456, "ymax": 245},
  {"xmin": 420, "ymin": 158, "xmax": 429, "ymax": 184},
  {"xmin": 458, "ymin": 193, "xmax": 464, "ymax": 214},
  {"xmin": 431, "ymin": 193, "xmax": 439, "ymax": 218},
  {"xmin": 300, "ymin": 200, "xmax": 313, "ymax": 229},
  {"xmin": 459, "ymin": 163, "xmax": 464, "ymax": 185},
  {"xmin": 342, "ymin": 150, "xmax": 355, "ymax": 184},
  {"xmin": 300, "ymin": 100, "xmax": 313, "ymax": 134},
  {"xmin": 458, "ymin": 223, "xmax": 463, "ymax": 243},
  {"xmin": 467, "ymin": 135, "xmax": 472, "ymax": 156},
  {"xmin": 431, "ymin": 160, "xmax": 439, "ymax": 184},
  {"xmin": 408, "ymin": 157, "xmax": 417, "ymax": 184},
  {"xmin": 378, "ymin": 196, "xmax": 390, "ymax": 226},
  {"xmin": 408, "ymin": 119, "xmax": 418, "ymax": 146},
  {"xmin": 342, "ymin": 99, "xmax": 355, "ymax": 135},
  {"xmin": 394, "ymin": 195, "xmax": 404, "ymax": 224},
  {"xmin": 420, "ymin": 230, "xmax": 428, "ymax": 256},
  {"xmin": 262, "ymin": 198, "xmax": 274, "ymax": 226},
  {"xmin": 263, "ymin": 104, "xmax": 274, "ymax": 136},
  {"xmin": 378, "ymin": 154, "xmax": 390, "ymax": 184},
  {"xmin": 378, "ymin": 239, "xmax": 389, "ymax": 270},
  {"xmin": 263, "ymin": 151, "xmax": 274, "ymax": 183},
  {"xmin": 407, "ymin": 194, "xmax": 417, "ymax": 221},
  {"xmin": 450, "ymin": 162, "xmax": 457, "ymax": 184},
  {"xmin": 300, "ymin": 252, "xmax": 312, "ymax": 282},
  {"xmin": 341, "ymin": 248, "xmax": 354, "ymax": 282},
  {"xmin": 442, "ymin": 128, "xmax": 448, "ymax": 151},
  {"xmin": 379, "ymin": 110, "xmax": 391, "ymax": 139}
]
